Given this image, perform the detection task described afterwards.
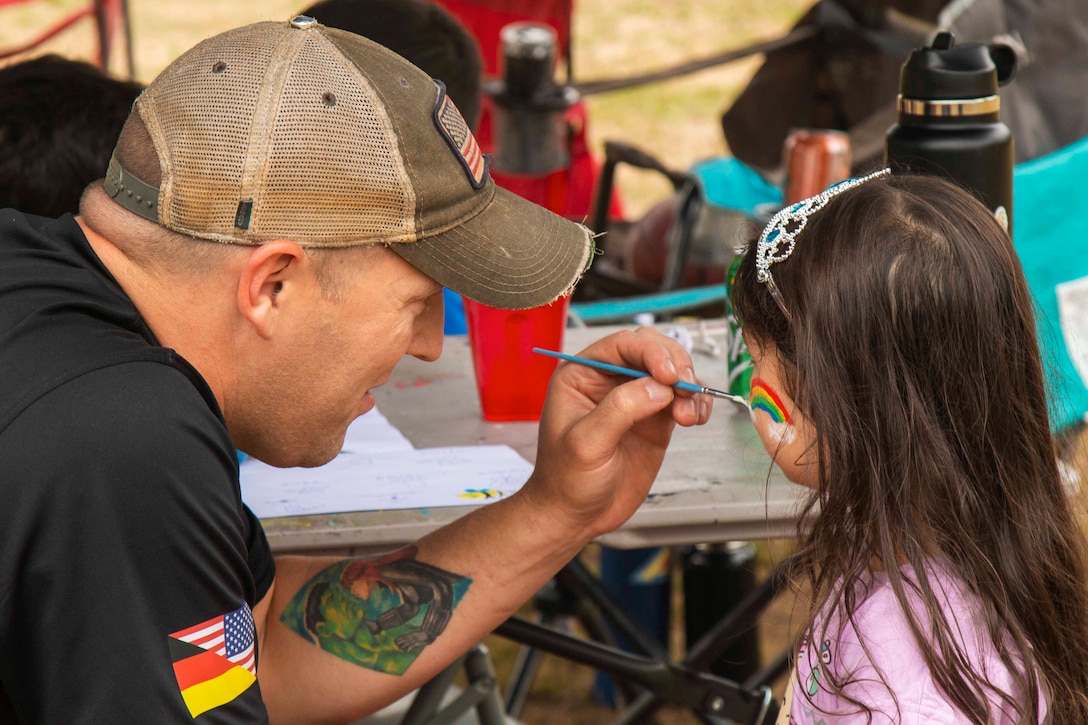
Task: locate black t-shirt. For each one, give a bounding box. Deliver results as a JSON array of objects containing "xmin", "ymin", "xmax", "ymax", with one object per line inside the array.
[{"xmin": 0, "ymin": 211, "xmax": 275, "ymax": 722}]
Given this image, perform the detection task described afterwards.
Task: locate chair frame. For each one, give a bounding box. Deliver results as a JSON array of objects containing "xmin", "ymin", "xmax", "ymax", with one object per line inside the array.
[{"xmin": 0, "ymin": 0, "xmax": 134, "ymax": 77}]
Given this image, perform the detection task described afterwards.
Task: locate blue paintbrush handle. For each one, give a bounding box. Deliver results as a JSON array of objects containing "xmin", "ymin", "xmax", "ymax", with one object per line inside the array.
[{"xmin": 532, "ymin": 348, "xmax": 749, "ymax": 408}]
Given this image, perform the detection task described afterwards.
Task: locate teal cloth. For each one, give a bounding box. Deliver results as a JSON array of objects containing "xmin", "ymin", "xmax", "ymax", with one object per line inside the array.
[
  {"xmin": 690, "ymin": 155, "xmax": 783, "ymax": 216},
  {"xmin": 569, "ymin": 284, "xmax": 726, "ymax": 324},
  {"xmin": 1012, "ymin": 134, "xmax": 1088, "ymax": 430}
]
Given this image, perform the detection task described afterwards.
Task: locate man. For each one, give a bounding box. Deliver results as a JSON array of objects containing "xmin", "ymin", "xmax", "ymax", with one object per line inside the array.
[{"xmin": 0, "ymin": 17, "xmax": 712, "ymax": 723}]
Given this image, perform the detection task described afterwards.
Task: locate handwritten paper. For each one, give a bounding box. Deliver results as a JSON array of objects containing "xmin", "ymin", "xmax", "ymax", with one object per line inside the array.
[{"xmin": 239, "ymin": 408, "xmax": 532, "ymax": 518}]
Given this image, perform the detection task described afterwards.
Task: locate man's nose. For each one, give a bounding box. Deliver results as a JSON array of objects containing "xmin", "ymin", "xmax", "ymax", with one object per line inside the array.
[{"xmin": 408, "ymin": 290, "xmax": 445, "ymax": 362}]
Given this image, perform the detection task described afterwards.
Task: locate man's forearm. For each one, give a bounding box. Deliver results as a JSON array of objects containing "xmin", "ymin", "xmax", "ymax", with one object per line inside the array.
[
  {"xmin": 279, "ymin": 545, "xmax": 470, "ymax": 674},
  {"xmin": 255, "ymin": 488, "xmax": 588, "ymax": 723}
]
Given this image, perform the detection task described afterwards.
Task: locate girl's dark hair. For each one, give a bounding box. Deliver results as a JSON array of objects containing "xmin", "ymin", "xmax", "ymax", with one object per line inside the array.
[{"xmin": 732, "ymin": 173, "xmax": 1088, "ymax": 722}]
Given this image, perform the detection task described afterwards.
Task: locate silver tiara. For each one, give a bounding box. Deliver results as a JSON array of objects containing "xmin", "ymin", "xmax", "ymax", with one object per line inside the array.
[{"xmin": 756, "ymin": 168, "xmax": 891, "ymax": 319}]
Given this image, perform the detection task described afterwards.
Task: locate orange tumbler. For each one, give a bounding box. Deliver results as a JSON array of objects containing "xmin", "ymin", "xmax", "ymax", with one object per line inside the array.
[{"xmin": 782, "ymin": 129, "xmax": 852, "ymax": 204}]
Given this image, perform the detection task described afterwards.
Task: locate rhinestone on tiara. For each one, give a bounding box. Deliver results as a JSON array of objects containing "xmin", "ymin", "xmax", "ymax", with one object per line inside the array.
[{"xmin": 755, "ymin": 168, "xmax": 891, "ymax": 319}]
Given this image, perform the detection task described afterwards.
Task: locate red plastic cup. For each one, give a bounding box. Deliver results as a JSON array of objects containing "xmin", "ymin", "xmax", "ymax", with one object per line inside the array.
[{"xmin": 463, "ymin": 295, "xmax": 569, "ymax": 421}]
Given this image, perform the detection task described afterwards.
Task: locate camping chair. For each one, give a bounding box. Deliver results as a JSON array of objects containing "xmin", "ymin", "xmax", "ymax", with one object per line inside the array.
[
  {"xmin": 0, "ymin": 0, "xmax": 134, "ymax": 77},
  {"xmin": 429, "ymin": 0, "xmax": 617, "ymax": 222},
  {"xmin": 584, "ymin": 143, "xmax": 778, "ymax": 284},
  {"xmin": 359, "ymin": 644, "xmax": 513, "ymax": 725},
  {"xmin": 494, "ymin": 554, "xmax": 792, "ymax": 724},
  {"xmin": 567, "ymin": 141, "xmax": 782, "ymax": 325},
  {"xmin": 426, "ymin": 0, "xmax": 622, "ymax": 337}
]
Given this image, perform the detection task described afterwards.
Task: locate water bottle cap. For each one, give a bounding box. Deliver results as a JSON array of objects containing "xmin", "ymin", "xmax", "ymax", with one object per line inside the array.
[
  {"xmin": 500, "ymin": 22, "xmax": 557, "ymax": 60},
  {"xmin": 899, "ymin": 32, "xmax": 1014, "ymax": 101}
]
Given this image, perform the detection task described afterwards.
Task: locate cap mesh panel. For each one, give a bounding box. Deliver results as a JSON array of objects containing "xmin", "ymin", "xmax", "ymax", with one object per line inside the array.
[
  {"xmin": 150, "ymin": 23, "xmax": 282, "ymax": 238},
  {"xmin": 252, "ymin": 33, "xmax": 414, "ymax": 244}
]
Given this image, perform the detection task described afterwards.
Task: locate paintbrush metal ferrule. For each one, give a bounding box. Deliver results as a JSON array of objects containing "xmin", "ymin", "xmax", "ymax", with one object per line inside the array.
[{"xmin": 700, "ymin": 386, "xmax": 749, "ymax": 406}]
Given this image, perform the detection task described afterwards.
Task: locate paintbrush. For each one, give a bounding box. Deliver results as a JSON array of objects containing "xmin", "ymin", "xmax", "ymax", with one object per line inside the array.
[{"xmin": 532, "ymin": 348, "xmax": 750, "ymax": 409}]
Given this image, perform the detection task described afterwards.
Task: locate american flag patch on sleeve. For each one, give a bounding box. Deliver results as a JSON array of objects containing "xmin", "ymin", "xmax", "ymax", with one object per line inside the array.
[{"xmin": 433, "ymin": 83, "xmax": 488, "ymax": 189}]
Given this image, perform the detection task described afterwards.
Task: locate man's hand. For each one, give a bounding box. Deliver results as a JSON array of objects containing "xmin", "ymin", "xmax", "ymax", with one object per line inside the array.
[{"xmin": 525, "ymin": 326, "xmax": 713, "ymax": 539}]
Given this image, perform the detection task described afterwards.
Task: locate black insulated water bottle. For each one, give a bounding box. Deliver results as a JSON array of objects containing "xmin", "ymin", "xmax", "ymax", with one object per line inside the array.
[{"xmin": 886, "ymin": 32, "xmax": 1017, "ymax": 232}]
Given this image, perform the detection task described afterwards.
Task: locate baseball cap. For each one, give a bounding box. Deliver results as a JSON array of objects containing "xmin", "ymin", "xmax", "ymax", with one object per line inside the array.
[{"xmin": 103, "ymin": 16, "xmax": 592, "ymax": 310}]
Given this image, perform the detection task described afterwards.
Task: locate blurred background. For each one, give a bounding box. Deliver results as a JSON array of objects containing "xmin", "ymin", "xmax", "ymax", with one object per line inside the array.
[
  {"xmin": 0, "ymin": 0, "xmax": 810, "ymax": 219},
  {"xmin": 9, "ymin": 2, "xmax": 1087, "ymax": 723}
]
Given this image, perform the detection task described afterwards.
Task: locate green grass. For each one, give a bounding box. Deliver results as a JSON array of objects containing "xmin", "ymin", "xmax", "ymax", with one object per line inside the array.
[{"xmin": 573, "ymin": 0, "xmax": 810, "ymax": 215}]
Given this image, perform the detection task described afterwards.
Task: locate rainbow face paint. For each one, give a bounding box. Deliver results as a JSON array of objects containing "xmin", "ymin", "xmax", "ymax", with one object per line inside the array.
[
  {"xmin": 749, "ymin": 378, "xmax": 793, "ymax": 424},
  {"xmin": 749, "ymin": 377, "xmax": 796, "ymax": 447}
]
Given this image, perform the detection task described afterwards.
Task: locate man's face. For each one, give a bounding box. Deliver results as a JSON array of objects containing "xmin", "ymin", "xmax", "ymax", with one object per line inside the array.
[{"xmin": 234, "ymin": 246, "xmax": 444, "ymax": 468}]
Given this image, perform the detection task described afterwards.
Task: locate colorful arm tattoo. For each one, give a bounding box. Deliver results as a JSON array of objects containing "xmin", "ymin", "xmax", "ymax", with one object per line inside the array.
[{"xmin": 280, "ymin": 546, "xmax": 472, "ymax": 675}]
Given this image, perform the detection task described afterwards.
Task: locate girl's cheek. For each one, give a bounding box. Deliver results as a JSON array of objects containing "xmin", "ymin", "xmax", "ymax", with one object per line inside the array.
[{"xmin": 764, "ymin": 420, "xmax": 797, "ymax": 446}]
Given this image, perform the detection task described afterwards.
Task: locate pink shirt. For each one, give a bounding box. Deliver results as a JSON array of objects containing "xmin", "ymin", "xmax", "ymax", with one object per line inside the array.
[{"xmin": 783, "ymin": 563, "xmax": 1046, "ymax": 724}]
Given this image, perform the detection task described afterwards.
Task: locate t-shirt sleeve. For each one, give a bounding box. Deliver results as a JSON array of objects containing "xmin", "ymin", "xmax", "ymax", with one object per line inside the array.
[
  {"xmin": 244, "ymin": 503, "xmax": 275, "ymax": 604},
  {"xmin": 0, "ymin": 361, "xmax": 272, "ymax": 723}
]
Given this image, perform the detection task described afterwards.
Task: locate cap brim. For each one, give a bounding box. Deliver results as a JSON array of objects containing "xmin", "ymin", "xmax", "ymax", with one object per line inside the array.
[{"xmin": 390, "ymin": 185, "xmax": 593, "ymax": 310}]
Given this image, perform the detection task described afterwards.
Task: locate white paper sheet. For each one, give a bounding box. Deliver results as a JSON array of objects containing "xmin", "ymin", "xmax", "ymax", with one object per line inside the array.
[
  {"xmin": 239, "ymin": 408, "xmax": 532, "ymax": 518},
  {"xmin": 1058, "ymin": 276, "xmax": 1088, "ymax": 386}
]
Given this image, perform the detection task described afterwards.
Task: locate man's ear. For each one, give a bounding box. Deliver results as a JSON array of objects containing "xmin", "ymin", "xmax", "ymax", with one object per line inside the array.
[{"xmin": 236, "ymin": 240, "xmax": 308, "ymax": 339}]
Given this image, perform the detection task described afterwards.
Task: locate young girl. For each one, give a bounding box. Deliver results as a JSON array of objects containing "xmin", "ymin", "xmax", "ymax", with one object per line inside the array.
[{"xmin": 731, "ymin": 170, "xmax": 1088, "ymax": 723}]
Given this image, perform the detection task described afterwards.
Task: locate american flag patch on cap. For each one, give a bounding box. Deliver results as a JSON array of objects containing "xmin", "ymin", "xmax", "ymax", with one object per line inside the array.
[{"xmin": 433, "ymin": 84, "xmax": 488, "ymax": 189}]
